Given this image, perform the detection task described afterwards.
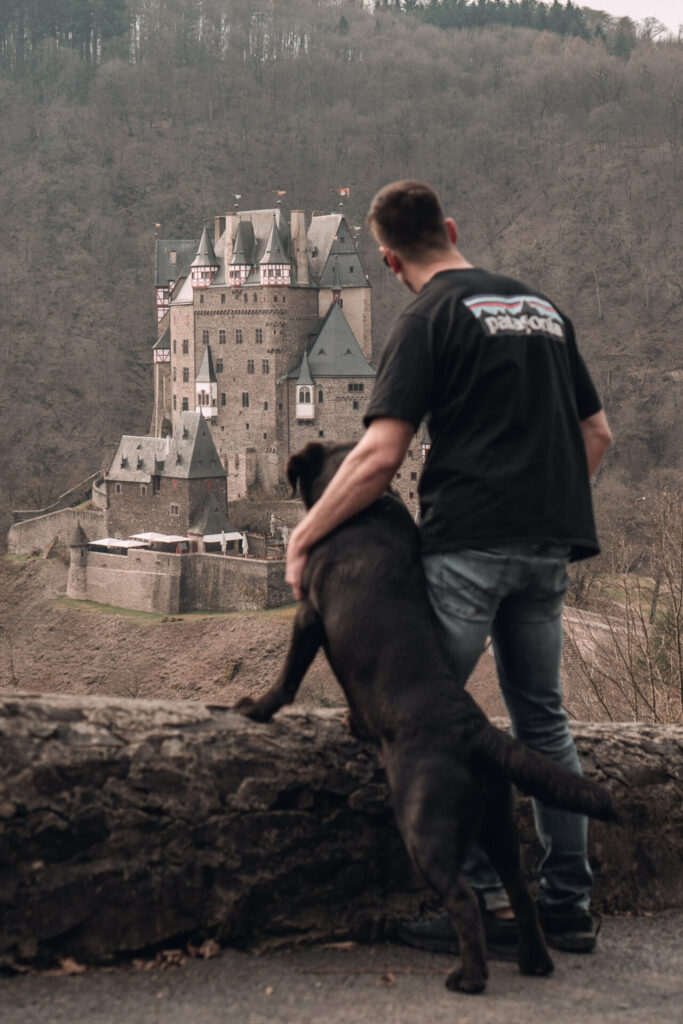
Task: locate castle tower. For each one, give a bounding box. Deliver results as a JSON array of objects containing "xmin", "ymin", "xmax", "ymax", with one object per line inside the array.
[{"xmin": 66, "ymin": 521, "xmax": 90, "ymax": 601}]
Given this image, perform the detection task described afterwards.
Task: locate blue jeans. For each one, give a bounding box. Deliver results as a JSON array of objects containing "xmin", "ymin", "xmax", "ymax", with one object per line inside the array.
[{"xmin": 422, "ymin": 545, "xmax": 592, "ymax": 913}]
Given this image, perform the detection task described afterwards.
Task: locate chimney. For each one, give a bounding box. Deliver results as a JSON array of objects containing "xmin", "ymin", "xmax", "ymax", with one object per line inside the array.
[
  {"xmin": 290, "ymin": 210, "xmax": 309, "ymax": 286},
  {"xmin": 214, "ymin": 215, "xmax": 226, "ymax": 244},
  {"xmin": 224, "ymin": 213, "xmax": 240, "ymax": 266}
]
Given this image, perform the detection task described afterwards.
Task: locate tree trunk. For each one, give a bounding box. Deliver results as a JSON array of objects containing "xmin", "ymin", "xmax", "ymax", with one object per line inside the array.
[{"xmin": 1, "ymin": 694, "xmax": 681, "ymax": 965}]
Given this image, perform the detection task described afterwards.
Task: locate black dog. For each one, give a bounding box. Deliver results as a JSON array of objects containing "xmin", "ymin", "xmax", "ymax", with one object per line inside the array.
[{"xmin": 236, "ymin": 441, "xmax": 615, "ymax": 994}]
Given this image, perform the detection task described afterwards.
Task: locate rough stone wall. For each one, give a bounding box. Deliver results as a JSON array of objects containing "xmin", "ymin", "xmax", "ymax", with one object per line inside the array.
[
  {"xmin": 287, "ymin": 378, "xmax": 372, "ymax": 453},
  {"xmin": 7, "ymin": 508, "xmax": 106, "ymax": 555},
  {"xmin": 391, "ymin": 446, "xmax": 423, "ymax": 519},
  {"xmin": 189, "ymin": 553, "xmax": 288, "ymax": 612},
  {"xmin": 166, "ymin": 285, "xmax": 320, "ymax": 498},
  {"xmin": 67, "ymin": 548, "xmax": 287, "ymax": 614},
  {"xmin": 67, "ymin": 550, "xmax": 182, "ymax": 613},
  {"xmin": 105, "ymin": 477, "xmax": 227, "ymax": 540},
  {"xmin": 1, "ymin": 697, "xmax": 681, "ymax": 965}
]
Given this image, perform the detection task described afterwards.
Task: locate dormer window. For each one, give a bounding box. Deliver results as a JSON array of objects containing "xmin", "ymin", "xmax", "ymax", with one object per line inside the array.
[{"xmin": 259, "ymin": 263, "xmax": 290, "ymax": 286}]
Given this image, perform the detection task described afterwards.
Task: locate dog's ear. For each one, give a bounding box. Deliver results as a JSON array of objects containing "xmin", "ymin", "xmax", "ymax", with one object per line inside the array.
[{"xmin": 286, "ymin": 443, "xmax": 325, "ymax": 498}]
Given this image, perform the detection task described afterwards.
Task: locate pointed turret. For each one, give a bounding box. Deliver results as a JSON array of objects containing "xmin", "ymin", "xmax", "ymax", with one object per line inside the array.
[
  {"xmin": 260, "ymin": 216, "xmax": 291, "ymax": 286},
  {"xmin": 295, "ymin": 351, "xmax": 315, "ymax": 420},
  {"xmin": 228, "ymin": 219, "xmax": 254, "ymax": 286},
  {"xmin": 190, "ymin": 226, "xmax": 219, "ymax": 289},
  {"xmin": 195, "ymin": 345, "xmax": 217, "ymax": 419}
]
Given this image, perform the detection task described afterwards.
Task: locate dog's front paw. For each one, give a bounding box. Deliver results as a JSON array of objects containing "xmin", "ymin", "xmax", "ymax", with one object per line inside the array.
[
  {"xmin": 233, "ymin": 696, "xmax": 272, "ymax": 722},
  {"xmin": 518, "ymin": 949, "xmax": 554, "ymax": 976}
]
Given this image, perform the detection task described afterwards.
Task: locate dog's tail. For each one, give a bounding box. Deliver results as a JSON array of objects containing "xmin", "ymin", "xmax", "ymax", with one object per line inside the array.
[{"xmin": 472, "ymin": 724, "xmax": 617, "ymax": 822}]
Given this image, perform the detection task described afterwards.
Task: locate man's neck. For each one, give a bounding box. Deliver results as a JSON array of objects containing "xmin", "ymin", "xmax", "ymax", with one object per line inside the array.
[{"xmin": 405, "ymin": 250, "xmax": 473, "ymax": 293}]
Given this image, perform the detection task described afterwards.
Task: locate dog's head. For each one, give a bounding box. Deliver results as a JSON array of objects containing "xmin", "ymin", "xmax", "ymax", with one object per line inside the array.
[{"xmin": 286, "ymin": 441, "xmax": 355, "ymax": 509}]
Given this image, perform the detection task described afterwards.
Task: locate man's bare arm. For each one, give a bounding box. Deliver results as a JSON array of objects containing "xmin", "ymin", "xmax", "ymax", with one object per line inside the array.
[
  {"xmin": 285, "ymin": 418, "xmax": 414, "ymax": 599},
  {"xmin": 581, "ymin": 409, "xmax": 612, "ymax": 478}
]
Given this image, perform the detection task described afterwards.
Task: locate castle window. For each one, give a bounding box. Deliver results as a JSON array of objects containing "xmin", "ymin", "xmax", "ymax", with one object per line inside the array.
[
  {"xmin": 247, "ymin": 359, "xmax": 255, "ymax": 374},
  {"xmin": 246, "ymin": 423, "xmax": 250, "ymax": 430},
  {"xmin": 170, "ymin": 504, "xmax": 179, "ymax": 516},
  {"xmin": 349, "ymin": 265, "xmax": 354, "ymax": 273},
  {"xmin": 242, "ymin": 392, "xmax": 249, "ymax": 408},
  {"xmin": 152, "ymin": 475, "xmax": 160, "ymax": 494},
  {"xmin": 409, "ymin": 492, "xmax": 415, "ymax": 499},
  {"xmin": 199, "ymin": 294, "xmax": 204, "ymax": 304},
  {"xmin": 255, "ymin": 328, "xmax": 263, "ymax": 344},
  {"xmin": 353, "ymin": 400, "xmax": 359, "ymax": 410},
  {"xmin": 115, "ymin": 483, "xmax": 122, "ymax": 494},
  {"xmin": 348, "ymin": 382, "xmax": 364, "ymax": 393},
  {"xmin": 182, "ymin": 368, "xmax": 190, "ymax": 382},
  {"xmin": 263, "ymin": 433, "xmax": 267, "ymax": 439},
  {"xmin": 182, "ymin": 339, "xmax": 189, "ymax": 355},
  {"xmin": 319, "ymin": 431, "xmax": 324, "ymax": 438},
  {"xmin": 221, "ymin": 293, "xmax": 226, "ymax": 304},
  {"xmin": 182, "ymin": 397, "xmax": 189, "ymax": 411},
  {"xmin": 262, "ymin": 359, "xmax": 269, "ymax": 374},
  {"xmin": 216, "ymin": 358, "xmax": 224, "ymax": 373},
  {"xmin": 298, "ymin": 387, "xmax": 311, "ymax": 403},
  {"xmin": 173, "ymin": 367, "xmax": 177, "ymax": 381},
  {"xmin": 221, "ymin": 392, "xmax": 226, "ymax": 406},
  {"xmin": 235, "ymin": 329, "xmax": 243, "ymax": 344},
  {"xmin": 202, "ymin": 329, "xmax": 209, "ymax": 344},
  {"xmin": 253, "ymin": 293, "xmax": 257, "ymax": 302},
  {"xmin": 274, "ymin": 295, "xmax": 278, "ymax": 302},
  {"xmin": 219, "ymin": 329, "xmax": 226, "ymax": 345},
  {"xmin": 408, "ymin": 450, "xmax": 413, "ymax": 458},
  {"xmin": 173, "ymin": 395, "xmax": 177, "ymax": 410},
  {"xmin": 244, "ymin": 294, "xmax": 248, "ymax": 303},
  {"xmin": 411, "ymin": 472, "xmax": 417, "ymax": 481},
  {"xmin": 396, "ymin": 473, "xmax": 401, "ymax": 480},
  {"xmin": 318, "ymin": 389, "xmax": 323, "ymax": 402},
  {"xmin": 264, "ymin": 401, "xmax": 268, "ymax": 410},
  {"xmin": 235, "ymin": 454, "xmax": 239, "ymax": 469},
  {"xmin": 173, "ymin": 339, "xmax": 177, "ymax": 354},
  {"xmin": 140, "ymin": 485, "xmax": 147, "ymax": 496}
]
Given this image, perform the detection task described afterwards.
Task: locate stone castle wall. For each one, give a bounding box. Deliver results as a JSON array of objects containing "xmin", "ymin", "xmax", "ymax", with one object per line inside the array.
[
  {"xmin": 67, "ymin": 547, "xmax": 287, "ymax": 614},
  {"xmin": 8, "ymin": 508, "xmax": 106, "ymax": 555},
  {"xmin": 106, "ymin": 476, "xmax": 227, "ymax": 540}
]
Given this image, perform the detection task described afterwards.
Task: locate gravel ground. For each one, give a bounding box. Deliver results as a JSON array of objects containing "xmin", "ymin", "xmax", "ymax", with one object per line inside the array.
[{"xmin": 2, "ymin": 911, "xmax": 681, "ymax": 1024}]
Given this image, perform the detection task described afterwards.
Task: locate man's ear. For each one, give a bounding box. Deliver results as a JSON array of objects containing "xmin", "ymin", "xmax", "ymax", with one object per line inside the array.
[
  {"xmin": 286, "ymin": 443, "xmax": 325, "ymax": 497},
  {"xmin": 445, "ymin": 217, "xmax": 458, "ymax": 246}
]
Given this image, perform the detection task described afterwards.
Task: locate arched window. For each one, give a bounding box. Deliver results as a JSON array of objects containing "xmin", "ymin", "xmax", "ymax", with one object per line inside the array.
[{"xmin": 298, "ymin": 386, "xmax": 311, "ymax": 404}]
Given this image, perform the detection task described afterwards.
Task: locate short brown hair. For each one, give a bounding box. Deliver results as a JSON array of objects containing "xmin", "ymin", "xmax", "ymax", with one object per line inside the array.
[{"xmin": 367, "ymin": 180, "xmax": 451, "ymax": 260}]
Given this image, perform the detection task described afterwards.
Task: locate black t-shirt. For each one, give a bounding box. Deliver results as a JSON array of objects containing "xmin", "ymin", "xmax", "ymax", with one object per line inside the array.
[{"xmin": 364, "ymin": 268, "xmax": 602, "ymax": 561}]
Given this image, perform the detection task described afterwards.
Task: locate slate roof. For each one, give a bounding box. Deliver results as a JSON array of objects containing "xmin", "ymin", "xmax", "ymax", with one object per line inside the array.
[
  {"xmin": 189, "ymin": 493, "xmax": 235, "ymax": 537},
  {"xmin": 191, "ymin": 226, "xmax": 218, "ymax": 268},
  {"xmin": 153, "ymin": 327, "xmax": 170, "ymax": 352},
  {"xmin": 155, "ymin": 239, "xmax": 199, "ymax": 288},
  {"xmin": 196, "ymin": 344, "xmax": 217, "ymax": 383},
  {"xmin": 296, "ymin": 351, "xmax": 314, "ymax": 387},
  {"xmin": 229, "ymin": 220, "xmax": 255, "ymax": 265},
  {"xmin": 107, "ymin": 413, "xmax": 226, "ymax": 483},
  {"xmin": 288, "ymin": 302, "xmax": 375, "ymax": 379},
  {"xmin": 260, "ymin": 216, "xmax": 289, "ymax": 264}
]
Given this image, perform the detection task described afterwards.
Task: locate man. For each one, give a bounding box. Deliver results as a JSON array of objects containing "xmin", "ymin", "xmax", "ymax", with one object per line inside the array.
[{"xmin": 285, "ymin": 181, "xmax": 612, "ymax": 954}]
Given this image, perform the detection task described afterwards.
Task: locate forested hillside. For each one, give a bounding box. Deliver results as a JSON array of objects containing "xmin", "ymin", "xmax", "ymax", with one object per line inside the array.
[{"xmin": 0, "ymin": 0, "xmax": 680, "ymax": 537}]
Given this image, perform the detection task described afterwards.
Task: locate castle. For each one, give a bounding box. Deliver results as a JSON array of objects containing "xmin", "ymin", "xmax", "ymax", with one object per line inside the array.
[
  {"xmin": 149, "ymin": 207, "xmax": 376, "ymax": 499},
  {"xmin": 9, "ymin": 201, "xmax": 428, "ymax": 614}
]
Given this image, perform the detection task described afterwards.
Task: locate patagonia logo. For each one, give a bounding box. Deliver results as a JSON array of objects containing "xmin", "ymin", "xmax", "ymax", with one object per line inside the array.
[{"xmin": 463, "ymin": 295, "xmax": 566, "ymax": 341}]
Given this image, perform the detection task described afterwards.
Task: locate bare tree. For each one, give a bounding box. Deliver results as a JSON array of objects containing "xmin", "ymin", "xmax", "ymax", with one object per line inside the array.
[{"xmin": 564, "ymin": 491, "xmax": 683, "ymax": 724}]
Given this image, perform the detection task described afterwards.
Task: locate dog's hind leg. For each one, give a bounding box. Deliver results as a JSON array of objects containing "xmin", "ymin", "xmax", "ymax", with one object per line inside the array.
[
  {"xmin": 390, "ymin": 762, "xmax": 489, "ymax": 994},
  {"xmin": 234, "ymin": 602, "xmax": 324, "ymax": 721},
  {"xmin": 478, "ymin": 781, "xmax": 554, "ymax": 978}
]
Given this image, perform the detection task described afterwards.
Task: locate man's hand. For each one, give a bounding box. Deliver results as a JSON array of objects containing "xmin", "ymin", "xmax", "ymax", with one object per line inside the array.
[{"xmin": 285, "ymin": 523, "xmax": 309, "ymax": 601}]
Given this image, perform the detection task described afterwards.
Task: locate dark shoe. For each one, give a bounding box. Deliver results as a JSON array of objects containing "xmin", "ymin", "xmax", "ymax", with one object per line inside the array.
[
  {"xmin": 538, "ymin": 907, "xmax": 601, "ymax": 953},
  {"xmin": 396, "ymin": 902, "xmax": 519, "ymax": 961}
]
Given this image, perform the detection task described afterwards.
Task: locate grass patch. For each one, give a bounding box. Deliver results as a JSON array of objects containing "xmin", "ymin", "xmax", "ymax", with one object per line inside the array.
[{"xmin": 56, "ymin": 596, "xmax": 167, "ymax": 621}]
